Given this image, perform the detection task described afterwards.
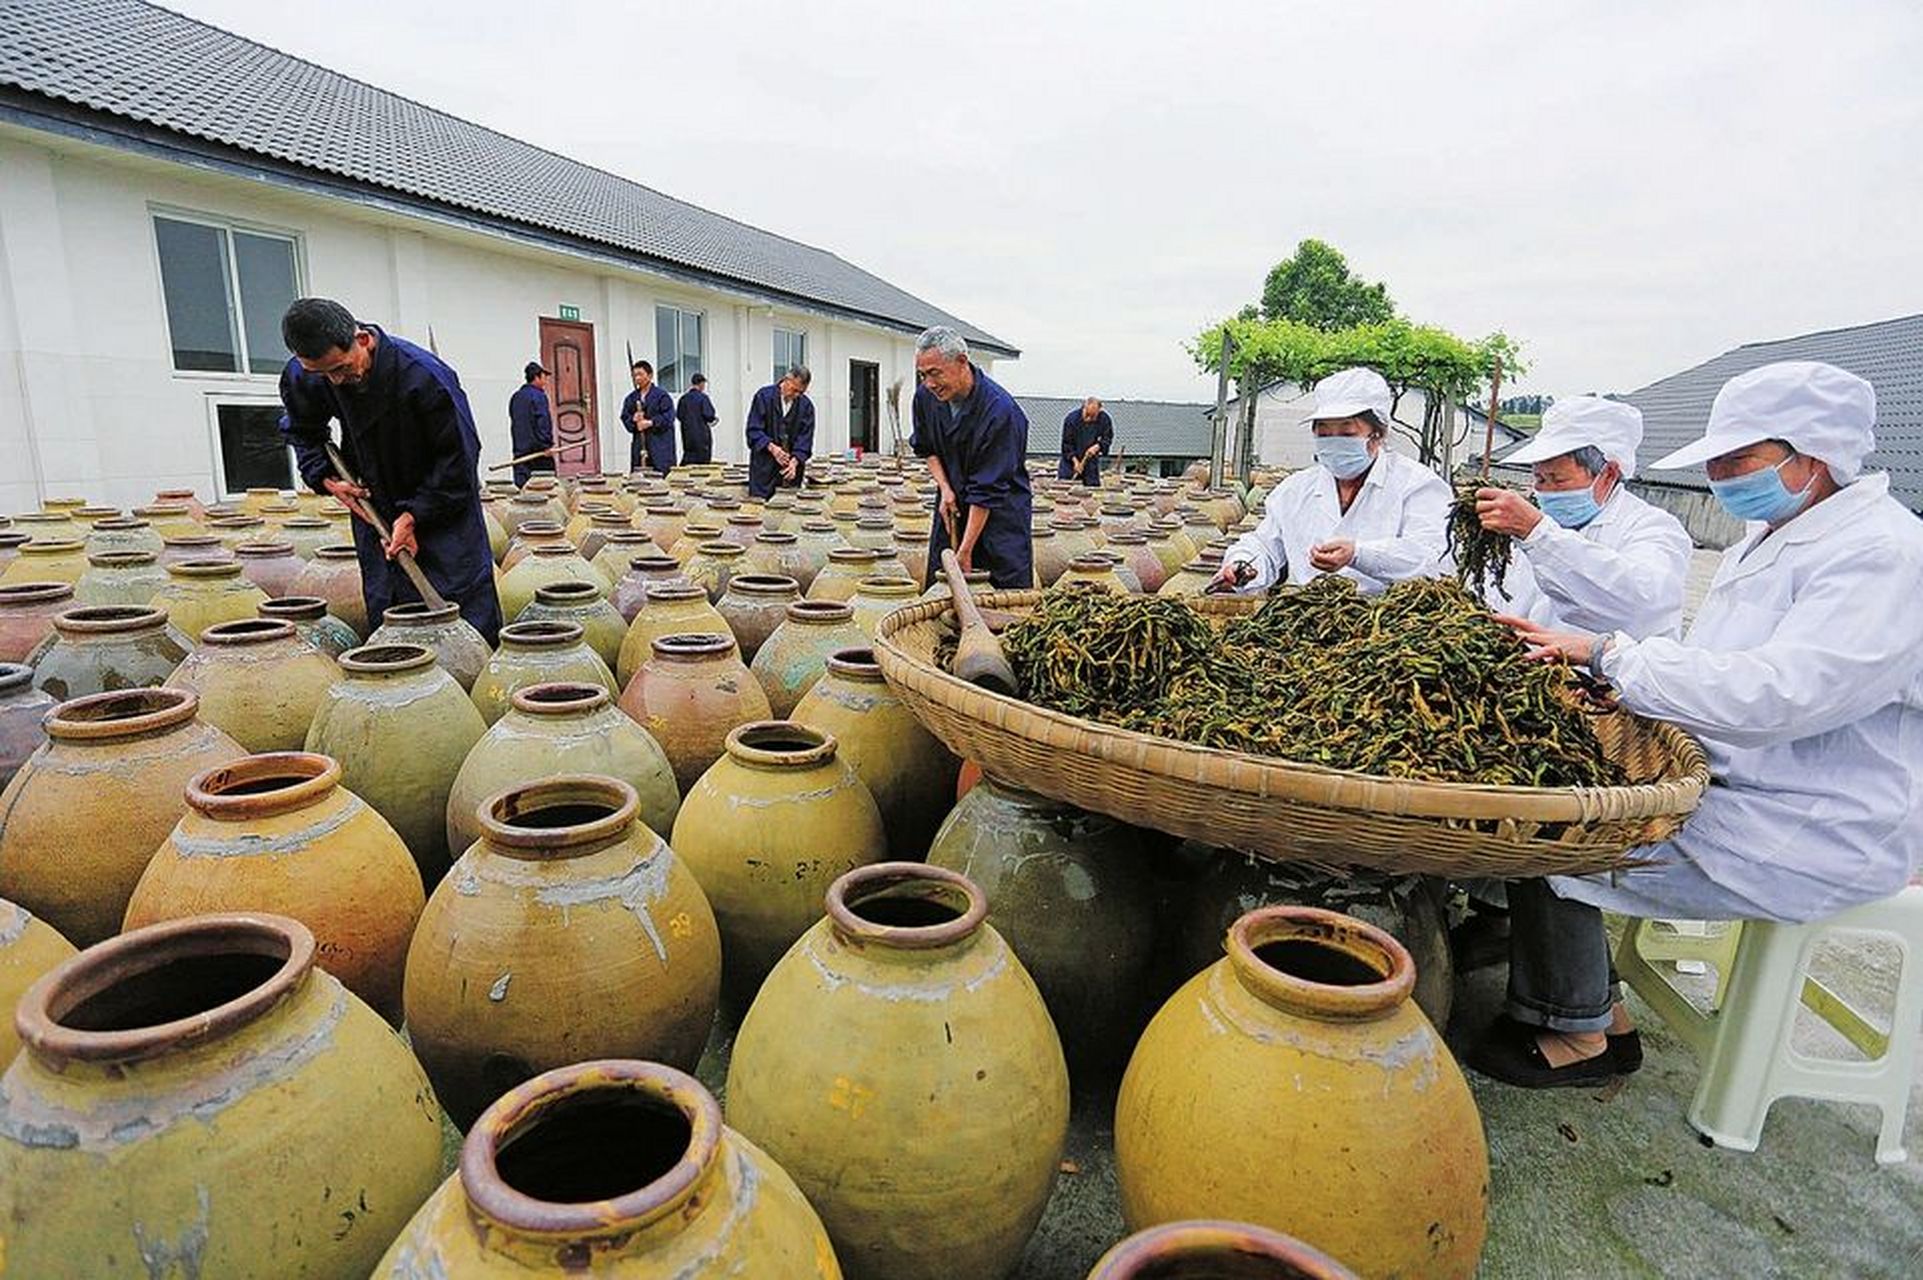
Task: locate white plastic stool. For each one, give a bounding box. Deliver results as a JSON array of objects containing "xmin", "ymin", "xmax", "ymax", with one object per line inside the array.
[{"xmin": 1616, "ymin": 885, "xmax": 1923, "ymax": 1165}]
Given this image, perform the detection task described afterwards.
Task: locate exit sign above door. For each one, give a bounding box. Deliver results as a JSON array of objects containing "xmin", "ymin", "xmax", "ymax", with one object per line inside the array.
[{"xmin": 557, "ymin": 304, "xmax": 582, "ymax": 321}]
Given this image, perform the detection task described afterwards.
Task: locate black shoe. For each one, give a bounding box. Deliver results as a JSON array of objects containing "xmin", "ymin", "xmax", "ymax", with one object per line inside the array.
[
  {"xmin": 1467, "ymin": 1018, "xmax": 1618, "ymax": 1089},
  {"xmin": 1608, "ymin": 1028, "xmax": 1643, "ymax": 1074}
]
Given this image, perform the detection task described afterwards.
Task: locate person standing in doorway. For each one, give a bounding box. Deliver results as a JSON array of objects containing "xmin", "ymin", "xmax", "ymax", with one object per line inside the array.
[
  {"xmin": 1059, "ymin": 396, "xmax": 1114, "ymax": 486},
  {"xmin": 276, "ymin": 297, "xmax": 504, "ymax": 642},
  {"xmin": 621, "ymin": 360, "xmax": 676, "ymax": 475},
  {"xmin": 911, "ymin": 326, "xmax": 1034, "ymax": 588},
  {"xmin": 677, "ymin": 372, "xmax": 717, "ymax": 465},
  {"xmin": 746, "ymin": 365, "xmax": 815, "ymax": 499},
  {"xmin": 507, "ymin": 361, "xmax": 555, "ymax": 488}
]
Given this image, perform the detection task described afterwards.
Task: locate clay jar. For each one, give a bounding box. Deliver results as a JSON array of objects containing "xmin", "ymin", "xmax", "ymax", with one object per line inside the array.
[
  {"xmin": 83, "ymin": 518, "xmax": 163, "ymax": 559},
  {"xmin": 793, "ymin": 647, "xmax": 958, "ymax": 860},
  {"xmin": 1114, "ymin": 907, "xmax": 1489, "ymax": 1280},
  {"xmin": 376, "ymin": 1061, "xmax": 841, "ymax": 1277},
  {"xmin": 589, "ymin": 530, "xmax": 656, "ymax": 586},
  {"xmin": 0, "ymin": 914, "xmax": 446, "ymax": 1277},
  {"xmin": 151, "ymin": 557, "xmax": 270, "ymax": 640},
  {"xmin": 0, "ymin": 583, "xmax": 73, "ymax": 664},
  {"xmin": 289, "ymin": 544, "xmax": 367, "ymax": 634},
  {"xmin": 926, "ymin": 778, "xmax": 1158, "ymax": 1068},
  {"xmin": 124, "ymin": 753, "xmax": 425, "ymax": 1023},
  {"xmin": 0, "ymin": 664, "xmax": 54, "ymax": 790},
  {"xmin": 682, "ymin": 540, "xmax": 746, "ymax": 603},
  {"xmin": 0, "ymin": 898, "xmax": 76, "ymax": 1066},
  {"xmin": 499, "ymin": 543, "xmax": 607, "ymax": 622},
  {"xmin": 0, "ymin": 539, "xmax": 88, "ymax": 587},
  {"xmin": 716, "ymin": 573, "xmax": 801, "ymax": 662},
  {"xmin": 0, "ymin": 688, "xmax": 245, "ymax": 945},
  {"xmin": 163, "ymin": 618, "xmax": 338, "ymax": 752},
  {"xmin": 847, "ymin": 575, "xmax": 920, "ymax": 639},
  {"xmin": 620, "ymin": 633, "xmax": 771, "ymax": 792},
  {"xmin": 404, "ymin": 776, "xmax": 722, "ymax": 1128},
  {"xmin": 28, "ymin": 605, "xmax": 191, "ymax": 701},
  {"xmin": 617, "ymin": 582, "xmax": 729, "ymax": 689},
  {"xmin": 750, "ymin": 599, "xmax": 866, "ymax": 718},
  {"xmin": 1108, "ymin": 533, "xmax": 1168, "ymax": 594},
  {"xmin": 447, "ymin": 681, "xmax": 681, "ymax": 855},
  {"xmin": 74, "ymin": 550, "xmax": 169, "ymax": 608},
  {"xmin": 233, "ymin": 540, "xmax": 306, "ymax": 597},
  {"xmin": 1158, "ymin": 560, "xmax": 1216, "ymax": 598},
  {"xmin": 471, "ymin": 620, "xmax": 618, "ymax": 726},
  {"xmin": 671, "ymin": 722, "xmax": 886, "ymax": 1004},
  {"xmin": 806, "ymin": 547, "xmax": 883, "ymax": 603},
  {"xmin": 516, "ymin": 580, "xmax": 627, "ymax": 673},
  {"xmin": 1087, "ymin": 1221, "xmax": 1359, "ymax": 1279},
  {"xmin": 370, "ymin": 600, "xmax": 491, "ymax": 690},
  {"xmin": 744, "ymin": 531, "xmax": 813, "ymax": 586},
  {"xmin": 277, "ymin": 516, "xmax": 336, "ymax": 560},
  {"xmin": 1058, "ymin": 554, "xmax": 1128, "ymax": 594},
  {"xmin": 258, "ymin": 594, "xmax": 360, "ymax": 657},
  {"xmin": 611, "ymin": 553, "xmax": 691, "ymax": 624},
  {"xmin": 304, "ymin": 643, "xmax": 487, "ymax": 887},
  {"xmin": 725, "ymin": 863, "xmax": 1069, "ymax": 1280}
]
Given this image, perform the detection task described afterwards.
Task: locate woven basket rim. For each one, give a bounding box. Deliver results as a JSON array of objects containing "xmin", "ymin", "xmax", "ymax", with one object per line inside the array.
[{"xmin": 873, "ymin": 589, "xmax": 1709, "ymax": 826}]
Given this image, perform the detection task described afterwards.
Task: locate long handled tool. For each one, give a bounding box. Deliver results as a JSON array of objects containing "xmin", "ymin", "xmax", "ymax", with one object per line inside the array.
[
  {"xmin": 942, "ymin": 548, "xmax": 1018, "ymax": 696},
  {"xmin": 322, "ymin": 440, "xmax": 450, "ymax": 611},
  {"xmin": 486, "ymin": 446, "xmax": 561, "ymax": 474}
]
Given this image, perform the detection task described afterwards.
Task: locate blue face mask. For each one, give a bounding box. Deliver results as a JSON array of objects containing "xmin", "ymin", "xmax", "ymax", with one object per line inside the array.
[
  {"xmin": 1710, "ymin": 456, "xmax": 1813, "ymax": 524},
  {"xmin": 1314, "ymin": 435, "xmax": 1375, "ymax": 480},
  {"xmin": 1535, "ymin": 480, "xmax": 1603, "ymax": 530}
]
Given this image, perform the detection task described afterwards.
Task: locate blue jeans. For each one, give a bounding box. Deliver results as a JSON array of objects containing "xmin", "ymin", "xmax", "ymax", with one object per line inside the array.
[{"xmin": 1504, "ymin": 878, "xmax": 1618, "ymax": 1034}]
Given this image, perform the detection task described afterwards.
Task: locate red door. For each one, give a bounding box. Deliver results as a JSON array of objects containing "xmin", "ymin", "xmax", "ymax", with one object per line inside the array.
[{"xmin": 539, "ymin": 318, "xmax": 600, "ymax": 476}]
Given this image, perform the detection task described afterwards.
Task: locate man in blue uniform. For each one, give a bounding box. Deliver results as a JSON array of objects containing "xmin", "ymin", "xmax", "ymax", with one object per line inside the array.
[
  {"xmin": 677, "ymin": 372, "xmax": 717, "ymax": 465},
  {"xmin": 276, "ymin": 297, "xmax": 503, "ymax": 642},
  {"xmin": 621, "ymin": 360, "xmax": 676, "ymax": 474},
  {"xmin": 746, "ymin": 366, "xmax": 815, "ymax": 499},
  {"xmin": 1058, "ymin": 397, "xmax": 1114, "ymax": 485},
  {"xmin": 911, "ymin": 326, "xmax": 1033, "ymax": 588},
  {"xmin": 507, "ymin": 360, "xmax": 555, "ymax": 487}
]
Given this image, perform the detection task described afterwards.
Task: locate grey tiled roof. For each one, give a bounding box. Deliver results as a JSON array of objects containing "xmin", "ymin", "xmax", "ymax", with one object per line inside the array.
[
  {"xmin": 1618, "ymin": 314, "xmax": 1922, "ymax": 510},
  {"xmin": 1014, "ymin": 395, "xmax": 1215, "ymax": 459},
  {"xmin": 0, "ymin": 0, "xmax": 1017, "ymax": 355}
]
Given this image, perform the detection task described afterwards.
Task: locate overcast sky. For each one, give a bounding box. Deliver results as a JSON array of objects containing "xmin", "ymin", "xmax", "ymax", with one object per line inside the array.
[{"xmin": 170, "ymin": 0, "xmax": 1922, "ymax": 405}]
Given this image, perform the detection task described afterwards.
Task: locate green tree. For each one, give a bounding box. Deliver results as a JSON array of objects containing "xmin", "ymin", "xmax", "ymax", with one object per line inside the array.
[{"xmin": 1260, "ymin": 239, "xmax": 1396, "ymax": 330}]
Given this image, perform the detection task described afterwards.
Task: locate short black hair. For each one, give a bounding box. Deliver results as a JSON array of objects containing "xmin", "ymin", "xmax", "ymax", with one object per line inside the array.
[
  {"xmin": 690, "ymin": 373, "xmax": 707, "ymax": 386},
  {"xmin": 281, "ymin": 298, "xmax": 358, "ymax": 360},
  {"xmin": 633, "ymin": 360, "xmax": 654, "ymax": 375}
]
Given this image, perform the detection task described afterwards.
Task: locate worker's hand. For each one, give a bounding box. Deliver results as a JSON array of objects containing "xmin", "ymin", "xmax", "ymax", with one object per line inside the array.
[
  {"xmin": 1210, "ymin": 561, "xmax": 1255, "ymax": 593},
  {"xmin": 957, "ymin": 542, "xmax": 975, "ymax": 573},
  {"xmin": 767, "ymin": 443, "xmax": 790, "ymax": 466},
  {"xmin": 780, "ymin": 457, "xmax": 798, "ymax": 482},
  {"xmin": 1308, "ymin": 539, "xmax": 1356, "ymax": 572},
  {"xmin": 1083, "ymin": 444, "xmax": 1101, "ymax": 459},
  {"xmin": 1476, "ymin": 487, "xmax": 1541, "ymax": 538},
  {"xmin": 937, "ymin": 486, "xmax": 960, "ymax": 523},
  {"xmin": 383, "ymin": 512, "xmax": 419, "ymax": 561},
  {"xmin": 1494, "ymin": 614, "xmax": 1597, "ymax": 664},
  {"xmin": 323, "ymin": 476, "xmax": 370, "ymax": 502}
]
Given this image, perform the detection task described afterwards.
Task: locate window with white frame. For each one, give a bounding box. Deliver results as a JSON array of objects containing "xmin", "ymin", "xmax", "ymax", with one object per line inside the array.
[
  {"xmin": 211, "ymin": 401, "xmax": 297, "ymax": 495},
  {"xmin": 153, "ymin": 212, "xmax": 301, "ymax": 375},
  {"xmin": 655, "ymin": 305, "xmax": 705, "ymax": 393},
  {"xmin": 772, "ymin": 326, "xmax": 808, "ymax": 379}
]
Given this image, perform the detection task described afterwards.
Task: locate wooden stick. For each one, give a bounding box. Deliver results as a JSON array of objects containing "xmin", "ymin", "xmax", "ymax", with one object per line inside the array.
[
  {"xmin": 322, "ymin": 442, "xmax": 451, "ymax": 612},
  {"xmin": 486, "ymin": 447, "xmax": 561, "ymax": 473},
  {"xmin": 1481, "ymin": 357, "xmax": 1504, "ymax": 481}
]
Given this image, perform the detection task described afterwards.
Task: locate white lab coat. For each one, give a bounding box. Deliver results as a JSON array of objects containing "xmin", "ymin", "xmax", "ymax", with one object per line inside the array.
[
  {"xmin": 1497, "ymin": 486, "xmax": 1694, "ymax": 639},
  {"xmin": 1223, "ymin": 451, "xmax": 1450, "ymax": 595},
  {"xmin": 1554, "ymin": 474, "xmax": 1923, "ymax": 923}
]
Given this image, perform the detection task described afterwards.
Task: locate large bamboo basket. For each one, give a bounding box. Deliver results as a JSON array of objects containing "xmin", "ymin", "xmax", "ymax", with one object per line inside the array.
[{"xmin": 874, "ymin": 590, "xmax": 1710, "ymax": 879}]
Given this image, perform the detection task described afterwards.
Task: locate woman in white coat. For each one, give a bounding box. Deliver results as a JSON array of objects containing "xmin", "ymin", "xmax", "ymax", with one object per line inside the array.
[
  {"xmin": 1473, "ymin": 360, "xmax": 1923, "ymax": 1089},
  {"xmin": 1215, "ymin": 367, "xmax": 1449, "ymax": 595}
]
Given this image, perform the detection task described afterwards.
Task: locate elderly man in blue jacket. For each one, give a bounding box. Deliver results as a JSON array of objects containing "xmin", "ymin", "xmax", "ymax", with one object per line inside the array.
[
  {"xmin": 911, "ymin": 326, "xmax": 1033, "ymax": 588},
  {"xmin": 507, "ymin": 361, "xmax": 555, "ymax": 487},
  {"xmin": 677, "ymin": 373, "xmax": 718, "ymax": 465},
  {"xmin": 276, "ymin": 297, "xmax": 503, "ymax": 642},
  {"xmin": 746, "ymin": 366, "xmax": 815, "ymax": 499},
  {"xmin": 1058, "ymin": 397, "xmax": 1114, "ymax": 486},
  {"xmin": 622, "ymin": 360, "xmax": 676, "ymax": 475}
]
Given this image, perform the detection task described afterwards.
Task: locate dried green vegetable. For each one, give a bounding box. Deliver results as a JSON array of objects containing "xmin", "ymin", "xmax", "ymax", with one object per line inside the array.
[
  {"xmin": 1446, "ymin": 480, "xmax": 1522, "ymax": 596},
  {"xmin": 998, "ymin": 576, "xmax": 1622, "ymax": 788}
]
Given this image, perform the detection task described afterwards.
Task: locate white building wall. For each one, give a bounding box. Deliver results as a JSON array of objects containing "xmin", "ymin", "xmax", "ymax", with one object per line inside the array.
[{"xmin": 0, "ymin": 124, "xmax": 966, "ymax": 514}]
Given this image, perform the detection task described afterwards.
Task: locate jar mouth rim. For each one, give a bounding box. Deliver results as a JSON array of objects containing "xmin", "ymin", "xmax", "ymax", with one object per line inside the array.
[
  {"xmin": 259, "ymin": 595, "xmax": 326, "ymax": 617},
  {"xmin": 725, "ymin": 574, "xmax": 800, "ymax": 594},
  {"xmin": 0, "ymin": 581, "xmax": 75, "ymax": 603},
  {"xmin": 854, "ymin": 576, "xmax": 918, "ymax": 595},
  {"xmin": 823, "ymin": 646, "xmax": 884, "ymax": 679},
  {"xmin": 826, "ymin": 548, "xmax": 880, "ymax": 562},
  {"xmin": 169, "ymin": 558, "xmax": 243, "ymax": 576},
  {"xmin": 500, "ymin": 620, "xmax": 585, "ymax": 647},
  {"xmin": 234, "ymin": 541, "xmax": 297, "ymax": 556},
  {"xmin": 0, "ymin": 661, "xmax": 33, "ymax": 693},
  {"xmin": 753, "ymin": 531, "xmax": 798, "ymax": 543},
  {"xmin": 532, "ymin": 581, "xmax": 603, "ymax": 601},
  {"xmin": 631, "ymin": 556, "xmax": 684, "ymax": 571},
  {"xmin": 722, "ymin": 719, "xmax": 837, "ymax": 768},
  {"xmin": 46, "ymin": 686, "xmax": 199, "ymax": 740},
  {"xmin": 649, "ymin": 631, "xmax": 735, "ymax": 658},
  {"xmin": 85, "ymin": 550, "xmax": 158, "ymax": 565},
  {"xmin": 53, "ymin": 605, "xmax": 168, "ymax": 634},
  {"xmin": 785, "ymin": 600, "xmax": 855, "ymax": 622},
  {"xmin": 510, "ymin": 681, "xmax": 610, "ymax": 716},
  {"xmin": 314, "ymin": 544, "xmax": 359, "ymax": 558},
  {"xmin": 16, "ymin": 913, "xmax": 315, "ymax": 1066},
  {"xmin": 188, "ymin": 751, "xmax": 341, "ymax": 817},
  {"xmin": 339, "ymin": 642, "xmax": 436, "ymax": 673},
  {"xmin": 1226, "ymin": 906, "xmax": 1414, "ymax": 1019},
  {"xmin": 477, "ymin": 774, "xmax": 639, "ymax": 852},
  {"xmin": 826, "ymin": 862, "xmax": 988, "ymax": 950},
  {"xmin": 200, "ymin": 618, "xmax": 298, "ymax": 646},
  {"xmin": 1088, "ymin": 1220, "xmax": 1357, "ymax": 1279},
  {"xmin": 379, "ymin": 601, "xmax": 459, "ymax": 624},
  {"xmin": 526, "ymin": 544, "xmax": 584, "ymax": 557},
  {"xmin": 692, "ymin": 540, "xmax": 744, "ymax": 555},
  {"xmin": 19, "ymin": 538, "xmax": 83, "ymax": 552}
]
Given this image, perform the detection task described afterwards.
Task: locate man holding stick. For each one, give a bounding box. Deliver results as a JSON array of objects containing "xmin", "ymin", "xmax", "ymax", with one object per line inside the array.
[
  {"xmin": 277, "ymin": 297, "xmax": 504, "ymax": 643},
  {"xmin": 507, "ymin": 360, "xmax": 557, "ymax": 488},
  {"xmin": 910, "ymin": 326, "xmax": 1034, "ymax": 588}
]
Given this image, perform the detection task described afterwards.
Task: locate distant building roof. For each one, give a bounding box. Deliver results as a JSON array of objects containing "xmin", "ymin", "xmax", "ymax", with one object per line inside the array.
[
  {"xmin": 1013, "ymin": 395, "xmax": 1215, "ymax": 459},
  {"xmin": 1573, "ymin": 314, "xmax": 1921, "ymax": 509},
  {"xmin": 0, "ymin": 0, "xmax": 1017, "ymax": 355}
]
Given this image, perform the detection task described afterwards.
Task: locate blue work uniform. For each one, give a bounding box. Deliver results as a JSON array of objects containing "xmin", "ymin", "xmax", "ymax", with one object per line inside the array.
[
  {"xmin": 911, "ymin": 365, "xmax": 1034, "ymax": 589},
  {"xmin": 278, "ymin": 326, "xmax": 504, "ymax": 643},
  {"xmin": 507, "ymin": 382, "xmax": 555, "ymax": 487},
  {"xmin": 621, "ymin": 383, "xmax": 676, "ymax": 474},
  {"xmin": 746, "ymin": 384, "xmax": 815, "ymax": 499},
  {"xmin": 1059, "ymin": 408, "xmax": 1114, "ymax": 486},
  {"xmin": 677, "ymin": 387, "xmax": 717, "ymax": 464}
]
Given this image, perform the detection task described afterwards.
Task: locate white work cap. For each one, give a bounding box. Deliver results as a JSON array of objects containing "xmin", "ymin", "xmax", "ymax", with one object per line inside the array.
[
  {"xmin": 1651, "ymin": 360, "xmax": 1877, "ymax": 483},
  {"xmin": 1306, "ymin": 367, "xmax": 1393, "ymax": 426},
  {"xmin": 1504, "ymin": 396, "xmax": 1645, "ymax": 479}
]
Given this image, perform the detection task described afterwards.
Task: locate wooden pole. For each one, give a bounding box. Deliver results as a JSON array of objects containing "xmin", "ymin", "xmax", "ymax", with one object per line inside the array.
[
  {"xmin": 1480, "ymin": 357, "xmax": 1504, "ymax": 481},
  {"xmin": 1208, "ymin": 329, "xmax": 1236, "ymax": 490}
]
